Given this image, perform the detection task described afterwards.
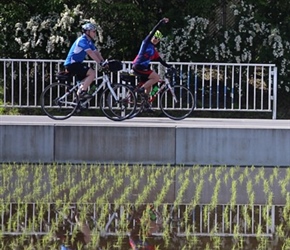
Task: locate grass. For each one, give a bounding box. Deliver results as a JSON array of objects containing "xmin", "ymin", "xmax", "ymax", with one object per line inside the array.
[{"xmin": 0, "ymin": 163, "xmax": 290, "ymax": 249}]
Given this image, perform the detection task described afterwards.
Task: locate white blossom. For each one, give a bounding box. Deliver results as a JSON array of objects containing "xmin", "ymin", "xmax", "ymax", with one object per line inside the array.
[
  {"xmin": 246, "ymin": 36, "xmax": 253, "ymax": 46},
  {"xmin": 234, "ymin": 35, "xmax": 241, "ymax": 51},
  {"xmin": 22, "ymin": 42, "xmax": 30, "ymax": 52},
  {"xmin": 15, "ymin": 37, "xmax": 22, "ymax": 45},
  {"xmin": 235, "ymin": 56, "xmax": 241, "ymax": 63},
  {"xmin": 234, "ymin": 9, "xmax": 239, "ymax": 16}
]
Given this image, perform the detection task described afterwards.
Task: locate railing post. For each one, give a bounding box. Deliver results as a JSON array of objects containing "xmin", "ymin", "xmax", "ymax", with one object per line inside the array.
[{"xmin": 272, "ymin": 67, "xmax": 278, "ymax": 120}]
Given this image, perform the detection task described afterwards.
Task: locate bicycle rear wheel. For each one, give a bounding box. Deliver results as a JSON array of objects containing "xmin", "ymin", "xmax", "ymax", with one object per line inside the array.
[
  {"xmin": 40, "ymin": 82, "xmax": 78, "ymax": 120},
  {"xmin": 160, "ymin": 85, "xmax": 194, "ymax": 120},
  {"xmin": 100, "ymin": 84, "xmax": 136, "ymax": 121}
]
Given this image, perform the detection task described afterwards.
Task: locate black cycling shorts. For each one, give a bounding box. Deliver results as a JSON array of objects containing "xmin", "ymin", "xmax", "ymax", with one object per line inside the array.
[
  {"xmin": 132, "ymin": 65, "xmax": 151, "ymax": 82},
  {"xmin": 65, "ymin": 62, "xmax": 92, "ymax": 81}
]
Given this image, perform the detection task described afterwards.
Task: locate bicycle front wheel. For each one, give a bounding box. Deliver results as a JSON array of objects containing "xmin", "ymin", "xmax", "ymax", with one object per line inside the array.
[
  {"xmin": 160, "ymin": 85, "xmax": 194, "ymax": 120},
  {"xmin": 40, "ymin": 82, "xmax": 78, "ymax": 120},
  {"xmin": 100, "ymin": 84, "xmax": 136, "ymax": 121}
]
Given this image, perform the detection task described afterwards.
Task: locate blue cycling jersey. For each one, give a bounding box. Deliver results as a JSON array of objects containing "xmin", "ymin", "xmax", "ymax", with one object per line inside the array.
[{"xmin": 64, "ymin": 34, "xmax": 97, "ymax": 66}]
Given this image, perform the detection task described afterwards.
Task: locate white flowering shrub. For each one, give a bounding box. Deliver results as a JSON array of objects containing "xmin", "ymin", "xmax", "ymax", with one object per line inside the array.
[
  {"xmin": 0, "ymin": 16, "xmax": 4, "ymax": 54},
  {"xmin": 208, "ymin": 0, "xmax": 290, "ymax": 91},
  {"xmin": 8, "ymin": 0, "xmax": 290, "ymax": 92},
  {"xmin": 209, "ymin": 1, "xmax": 273, "ymax": 63},
  {"xmin": 159, "ymin": 16, "xmax": 209, "ymax": 62},
  {"xmin": 158, "ymin": 0, "xmax": 290, "ymax": 91},
  {"xmin": 14, "ymin": 5, "xmax": 102, "ymax": 59}
]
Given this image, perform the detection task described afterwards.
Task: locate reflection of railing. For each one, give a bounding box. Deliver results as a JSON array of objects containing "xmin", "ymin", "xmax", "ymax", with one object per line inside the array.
[
  {"xmin": 0, "ymin": 59, "xmax": 277, "ymax": 119},
  {"xmin": 0, "ymin": 202, "xmax": 281, "ymax": 237}
]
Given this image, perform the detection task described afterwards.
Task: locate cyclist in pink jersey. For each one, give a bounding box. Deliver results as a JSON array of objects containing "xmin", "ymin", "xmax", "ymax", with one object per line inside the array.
[{"xmin": 132, "ymin": 18, "xmax": 172, "ymax": 98}]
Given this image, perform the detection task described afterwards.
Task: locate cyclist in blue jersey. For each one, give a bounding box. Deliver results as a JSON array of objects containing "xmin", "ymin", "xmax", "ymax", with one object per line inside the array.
[
  {"xmin": 132, "ymin": 18, "xmax": 172, "ymax": 98},
  {"xmin": 64, "ymin": 22, "xmax": 105, "ymax": 99}
]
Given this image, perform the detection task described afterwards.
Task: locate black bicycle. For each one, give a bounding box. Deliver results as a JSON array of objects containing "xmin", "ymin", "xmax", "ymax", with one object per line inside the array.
[
  {"xmin": 40, "ymin": 60, "xmax": 136, "ymax": 121},
  {"xmin": 120, "ymin": 67, "xmax": 195, "ymax": 120}
]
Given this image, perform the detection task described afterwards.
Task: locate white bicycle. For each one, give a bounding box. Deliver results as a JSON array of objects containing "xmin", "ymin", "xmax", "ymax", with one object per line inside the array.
[{"xmin": 40, "ymin": 59, "xmax": 136, "ymax": 121}]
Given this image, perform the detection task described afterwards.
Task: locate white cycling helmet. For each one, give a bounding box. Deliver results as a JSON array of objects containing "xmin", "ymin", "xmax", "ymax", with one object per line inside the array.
[{"xmin": 82, "ymin": 23, "xmax": 96, "ymax": 32}]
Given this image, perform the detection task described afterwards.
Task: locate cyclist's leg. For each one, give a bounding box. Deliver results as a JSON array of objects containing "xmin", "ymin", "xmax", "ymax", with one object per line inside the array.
[
  {"xmin": 66, "ymin": 63, "xmax": 93, "ymax": 94},
  {"xmin": 138, "ymin": 72, "xmax": 159, "ymax": 112},
  {"xmin": 80, "ymin": 67, "xmax": 95, "ymax": 91},
  {"xmin": 132, "ymin": 66, "xmax": 155, "ymax": 95},
  {"xmin": 142, "ymin": 71, "xmax": 159, "ymax": 94}
]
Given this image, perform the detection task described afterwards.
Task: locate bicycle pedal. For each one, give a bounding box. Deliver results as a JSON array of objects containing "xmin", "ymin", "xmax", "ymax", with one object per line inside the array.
[{"xmin": 136, "ymin": 87, "xmax": 145, "ymax": 94}]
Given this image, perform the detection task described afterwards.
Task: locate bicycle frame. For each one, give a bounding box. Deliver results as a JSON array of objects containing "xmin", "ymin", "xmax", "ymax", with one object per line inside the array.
[
  {"xmin": 42, "ymin": 71, "xmax": 120, "ymax": 114},
  {"xmin": 149, "ymin": 79, "xmax": 171, "ymax": 103},
  {"xmin": 41, "ymin": 60, "xmax": 137, "ymax": 121},
  {"xmin": 125, "ymin": 67, "xmax": 194, "ymax": 120},
  {"xmin": 76, "ymin": 72, "xmax": 118, "ymax": 107},
  {"xmin": 51, "ymin": 71, "xmax": 121, "ymax": 111}
]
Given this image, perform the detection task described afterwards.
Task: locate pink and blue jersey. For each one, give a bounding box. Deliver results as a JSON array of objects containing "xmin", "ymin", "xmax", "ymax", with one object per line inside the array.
[
  {"xmin": 133, "ymin": 19, "xmax": 169, "ymax": 70},
  {"xmin": 132, "ymin": 35, "xmax": 160, "ymax": 68},
  {"xmin": 64, "ymin": 34, "xmax": 96, "ymax": 66}
]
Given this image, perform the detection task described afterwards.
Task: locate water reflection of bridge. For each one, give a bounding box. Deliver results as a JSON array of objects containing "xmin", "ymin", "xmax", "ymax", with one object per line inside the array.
[{"xmin": 1, "ymin": 202, "xmax": 284, "ymax": 238}]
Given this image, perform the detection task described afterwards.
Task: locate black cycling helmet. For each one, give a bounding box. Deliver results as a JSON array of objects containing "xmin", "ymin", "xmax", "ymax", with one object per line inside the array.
[{"xmin": 81, "ymin": 23, "xmax": 96, "ymax": 33}]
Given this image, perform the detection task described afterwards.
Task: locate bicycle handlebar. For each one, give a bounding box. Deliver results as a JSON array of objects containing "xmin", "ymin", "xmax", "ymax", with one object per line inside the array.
[{"xmin": 99, "ymin": 59, "xmax": 123, "ymax": 73}]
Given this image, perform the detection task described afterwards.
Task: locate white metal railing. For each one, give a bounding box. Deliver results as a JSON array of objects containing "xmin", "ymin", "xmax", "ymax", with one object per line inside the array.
[
  {"xmin": 0, "ymin": 203, "xmax": 280, "ymax": 237},
  {"xmin": 0, "ymin": 59, "xmax": 277, "ymax": 119}
]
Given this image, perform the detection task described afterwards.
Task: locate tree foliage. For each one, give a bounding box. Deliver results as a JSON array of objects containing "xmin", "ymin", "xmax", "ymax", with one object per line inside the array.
[
  {"xmin": 1, "ymin": 0, "xmax": 290, "ymax": 93},
  {"xmin": 0, "ymin": 0, "xmax": 218, "ymax": 60}
]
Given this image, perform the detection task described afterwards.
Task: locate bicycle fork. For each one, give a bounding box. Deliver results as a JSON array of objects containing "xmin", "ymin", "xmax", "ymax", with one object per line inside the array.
[
  {"xmin": 167, "ymin": 84, "xmax": 179, "ymax": 103},
  {"xmin": 106, "ymin": 82, "xmax": 119, "ymax": 101}
]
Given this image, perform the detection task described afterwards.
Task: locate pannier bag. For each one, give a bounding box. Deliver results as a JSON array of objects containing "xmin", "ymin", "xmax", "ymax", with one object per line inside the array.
[{"xmin": 120, "ymin": 71, "xmax": 136, "ymax": 84}]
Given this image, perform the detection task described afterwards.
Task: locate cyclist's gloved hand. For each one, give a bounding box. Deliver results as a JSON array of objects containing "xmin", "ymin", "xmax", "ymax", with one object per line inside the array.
[
  {"xmin": 100, "ymin": 60, "xmax": 108, "ymax": 67},
  {"xmin": 161, "ymin": 17, "xmax": 169, "ymax": 24}
]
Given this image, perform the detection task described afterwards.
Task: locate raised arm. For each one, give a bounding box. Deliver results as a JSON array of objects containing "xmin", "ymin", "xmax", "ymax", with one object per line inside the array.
[{"xmin": 146, "ymin": 17, "xmax": 169, "ymax": 41}]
